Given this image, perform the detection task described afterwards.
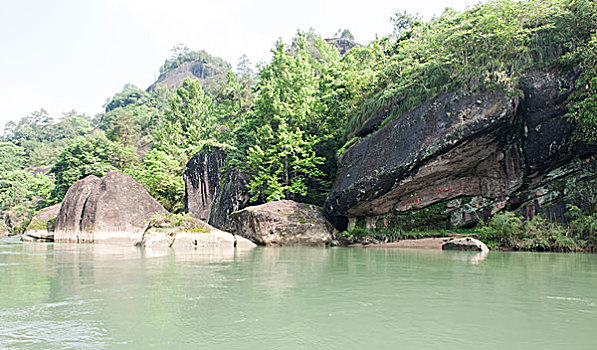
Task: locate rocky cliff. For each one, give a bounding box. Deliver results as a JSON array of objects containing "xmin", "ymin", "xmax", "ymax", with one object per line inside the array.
[
  {"xmin": 184, "ymin": 149, "xmax": 251, "ymax": 232},
  {"xmin": 325, "ymin": 69, "xmax": 596, "ymax": 231},
  {"xmin": 184, "ymin": 150, "xmax": 226, "ymax": 222},
  {"xmin": 147, "ymin": 60, "xmax": 228, "ymax": 92},
  {"xmin": 209, "ymin": 170, "xmax": 251, "ymax": 232},
  {"xmin": 324, "ymin": 38, "xmax": 360, "ymax": 55}
]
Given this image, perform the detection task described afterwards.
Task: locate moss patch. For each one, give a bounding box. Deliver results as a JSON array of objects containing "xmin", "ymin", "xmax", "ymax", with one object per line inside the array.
[
  {"xmin": 374, "ymin": 201, "xmax": 452, "ymax": 232},
  {"xmin": 144, "ymin": 213, "xmax": 211, "ymax": 237},
  {"xmin": 26, "ymin": 217, "xmax": 56, "ymax": 232}
]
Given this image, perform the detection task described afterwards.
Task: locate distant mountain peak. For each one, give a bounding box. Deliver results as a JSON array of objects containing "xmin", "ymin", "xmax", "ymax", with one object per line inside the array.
[{"xmin": 147, "ymin": 50, "xmax": 230, "ymax": 92}]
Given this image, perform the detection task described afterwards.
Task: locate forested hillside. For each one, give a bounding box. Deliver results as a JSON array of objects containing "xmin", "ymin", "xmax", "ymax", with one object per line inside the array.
[{"xmin": 1, "ymin": 0, "xmax": 595, "ymax": 236}]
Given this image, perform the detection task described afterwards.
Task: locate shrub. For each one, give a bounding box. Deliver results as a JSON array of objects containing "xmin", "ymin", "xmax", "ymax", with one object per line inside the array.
[{"xmin": 479, "ymin": 211, "xmax": 524, "ymax": 248}]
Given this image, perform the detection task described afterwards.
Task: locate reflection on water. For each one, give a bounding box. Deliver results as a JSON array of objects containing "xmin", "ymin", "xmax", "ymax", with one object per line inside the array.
[
  {"xmin": 442, "ymin": 249, "xmax": 490, "ymax": 264},
  {"xmin": 1, "ymin": 238, "xmax": 596, "ymax": 349}
]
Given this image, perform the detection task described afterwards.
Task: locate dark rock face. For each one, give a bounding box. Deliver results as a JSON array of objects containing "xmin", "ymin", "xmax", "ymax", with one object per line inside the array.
[
  {"xmin": 519, "ymin": 70, "xmax": 576, "ymax": 176},
  {"xmin": 325, "ymin": 38, "xmax": 360, "ymax": 55},
  {"xmin": 209, "ymin": 170, "xmax": 251, "ymax": 232},
  {"xmin": 184, "ymin": 150, "xmax": 226, "ymax": 221},
  {"xmin": 230, "ymin": 200, "xmax": 334, "ymax": 246},
  {"xmin": 326, "ymin": 69, "xmax": 594, "ymax": 230},
  {"xmin": 184, "ymin": 149, "xmax": 251, "ymax": 232},
  {"xmin": 55, "ymin": 172, "xmax": 167, "ymax": 244},
  {"xmin": 327, "ymin": 89, "xmax": 517, "ymax": 218}
]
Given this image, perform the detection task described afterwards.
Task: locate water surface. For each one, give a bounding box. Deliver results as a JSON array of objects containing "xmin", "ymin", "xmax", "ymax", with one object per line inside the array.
[{"xmin": 1, "ymin": 237, "xmax": 595, "ymax": 349}]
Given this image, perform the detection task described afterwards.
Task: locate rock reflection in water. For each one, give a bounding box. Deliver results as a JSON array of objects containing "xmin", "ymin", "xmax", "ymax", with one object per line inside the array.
[{"xmin": 442, "ymin": 249, "xmax": 490, "ymax": 265}]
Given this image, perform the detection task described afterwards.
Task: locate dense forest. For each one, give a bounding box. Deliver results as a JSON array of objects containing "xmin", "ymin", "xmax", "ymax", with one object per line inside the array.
[{"xmin": 1, "ymin": 0, "xmax": 596, "ymax": 238}]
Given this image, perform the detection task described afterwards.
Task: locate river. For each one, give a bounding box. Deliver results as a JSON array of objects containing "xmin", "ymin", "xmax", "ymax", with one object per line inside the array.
[{"xmin": 0, "ymin": 237, "xmax": 595, "ymax": 349}]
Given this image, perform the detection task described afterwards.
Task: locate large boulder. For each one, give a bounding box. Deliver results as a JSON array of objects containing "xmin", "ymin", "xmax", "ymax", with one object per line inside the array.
[
  {"xmin": 230, "ymin": 200, "xmax": 334, "ymax": 246},
  {"xmin": 22, "ymin": 203, "xmax": 61, "ymax": 242},
  {"xmin": 55, "ymin": 175, "xmax": 101, "ymax": 237},
  {"xmin": 137, "ymin": 213, "xmax": 256, "ymax": 249},
  {"xmin": 54, "ymin": 172, "xmax": 167, "ymax": 244},
  {"xmin": 184, "ymin": 149, "xmax": 251, "ymax": 231},
  {"xmin": 325, "ymin": 69, "xmax": 595, "ymax": 231}
]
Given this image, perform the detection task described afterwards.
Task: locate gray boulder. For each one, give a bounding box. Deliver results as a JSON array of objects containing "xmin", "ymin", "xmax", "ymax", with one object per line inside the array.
[
  {"xmin": 55, "ymin": 175, "xmax": 101, "ymax": 238},
  {"xmin": 442, "ymin": 237, "xmax": 489, "ymax": 252},
  {"xmin": 230, "ymin": 200, "xmax": 334, "ymax": 246},
  {"xmin": 54, "ymin": 172, "xmax": 167, "ymax": 244}
]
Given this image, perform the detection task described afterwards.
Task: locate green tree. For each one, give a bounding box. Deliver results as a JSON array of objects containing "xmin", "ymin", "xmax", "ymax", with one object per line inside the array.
[
  {"xmin": 334, "ymin": 28, "xmax": 355, "ymax": 40},
  {"xmin": 0, "ymin": 170, "xmax": 54, "ymax": 233},
  {"xmin": 240, "ymin": 36, "xmax": 325, "ymax": 202},
  {"xmin": 565, "ymin": 32, "xmax": 597, "ymax": 144},
  {"xmin": 4, "ymin": 109, "xmax": 94, "ymax": 167},
  {"xmin": 0, "ymin": 142, "xmax": 25, "ymax": 172},
  {"xmin": 148, "ymin": 78, "xmax": 227, "ymax": 211},
  {"xmin": 50, "ymin": 132, "xmax": 138, "ymax": 201},
  {"xmin": 133, "ymin": 149, "xmax": 185, "ymax": 212},
  {"xmin": 246, "ymin": 120, "xmax": 323, "ymax": 201},
  {"xmin": 153, "ymin": 78, "xmax": 222, "ymax": 165},
  {"xmin": 100, "ymin": 85, "xmax": 169, "ymax": 150}
]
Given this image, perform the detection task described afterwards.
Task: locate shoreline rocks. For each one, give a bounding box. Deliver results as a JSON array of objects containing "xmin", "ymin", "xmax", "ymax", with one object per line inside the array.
[
  {"xmin": 230, "ymin": 200, "xmax": 334, "ymax": 246},
  {"xmin": 137, "ymin": 213, "xmax": 256, "ymax": 249},
  {"xmin": 442, "ymin": 237, "xmax": 489, "ymax": 252},
  {"xmin": 0, "ymin": 219, "xmax": 10, "ymax": 237},
  {"xmin": 48, "ymin": 172, "xmax": 256, "ymax": 252}
]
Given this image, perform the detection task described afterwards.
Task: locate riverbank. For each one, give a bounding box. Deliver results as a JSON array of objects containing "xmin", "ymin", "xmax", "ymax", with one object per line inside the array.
[
  {"xmin": 340, "ymin": 221, "xmax": 596, "ymax": 253},
  {"xmin": 349, "ymin": 237, "xmax": 454, "ymax": 249}
]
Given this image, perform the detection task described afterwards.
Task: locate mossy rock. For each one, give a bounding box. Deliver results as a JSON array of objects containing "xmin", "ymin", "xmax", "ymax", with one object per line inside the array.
[
  {"xmin": 144, "ymin": 213, "xmax": 212, "ymax": 236},
  {"xmin": 373, "ymin": 201, "xmax": 452, "ymax": 232},
  {"xmin": 25, "ymin": 204, "xmax": 61, "ymax": 233}
]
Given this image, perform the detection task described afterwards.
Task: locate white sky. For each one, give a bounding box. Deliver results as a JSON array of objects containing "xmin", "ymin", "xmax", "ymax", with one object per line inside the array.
[{"xmin": 0, "ymin": 0, "xmax": 488, "ymax": 129}]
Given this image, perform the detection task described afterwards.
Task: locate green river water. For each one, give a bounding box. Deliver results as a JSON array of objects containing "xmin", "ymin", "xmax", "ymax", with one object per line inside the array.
[{"xmin": 0, "ymin": 237, "xmax": 595, "ymax": 349}]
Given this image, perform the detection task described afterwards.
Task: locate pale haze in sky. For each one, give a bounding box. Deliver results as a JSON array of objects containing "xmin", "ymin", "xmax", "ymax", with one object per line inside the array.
[{"xmin": 0, "ymin": 0, "xmax": 488, "ymax": 129}]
